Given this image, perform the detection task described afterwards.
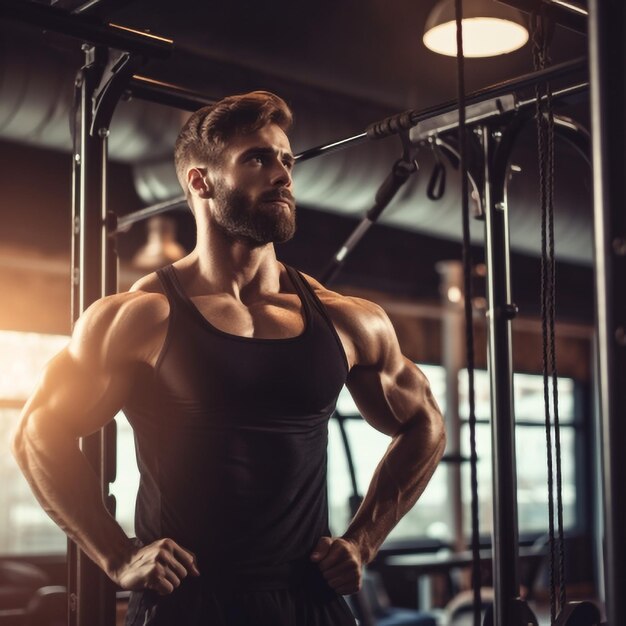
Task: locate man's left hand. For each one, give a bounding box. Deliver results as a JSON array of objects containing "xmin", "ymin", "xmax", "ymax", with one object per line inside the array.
[{"xmin": 310, "ymin": 536, "xmax": 363, "ymax": 595}]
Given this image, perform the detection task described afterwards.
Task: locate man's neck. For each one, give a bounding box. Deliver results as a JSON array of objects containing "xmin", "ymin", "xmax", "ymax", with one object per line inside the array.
[{"xmin": 184, "ymin": 225, "xmax": 282, "ymax": 301}]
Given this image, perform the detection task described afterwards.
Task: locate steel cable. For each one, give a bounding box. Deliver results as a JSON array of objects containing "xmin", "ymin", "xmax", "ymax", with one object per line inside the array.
[
  {"xmin": 454, "ymin": 3, "xmax": 482, "ymax": 625},
  {"xmin": 531, "ymin": 8, "xmax": 567, "ymax": 622}
]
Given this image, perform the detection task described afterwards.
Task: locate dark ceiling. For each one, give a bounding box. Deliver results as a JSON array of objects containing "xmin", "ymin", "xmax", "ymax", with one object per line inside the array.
[
  {"xmin": 11, "ymin": 0, "xmax": 588, "ymax": 114},
  {"xmin": 97, "ymin": 0, "xmax": 587, "ymax": 111},
  {"xmin": 0, "ymin": 0, "xmax": 594, "ymax": 322}
]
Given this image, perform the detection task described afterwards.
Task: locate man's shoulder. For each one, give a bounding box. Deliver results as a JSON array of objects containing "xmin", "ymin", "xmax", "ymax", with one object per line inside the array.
[
  {"xmin": 297, "ymin": 271, "xmax": 392, "ymax": 336},
  {"xmin": 129, "ymin": 270, "xmax": 166, "ymax": 295},
  {"xmin": 70, "ymin": 282, "xmax": 169, "ymax": 366},
  {"xmin": 295, "ymin": 271, "xmax": 396, "ymax": 368},
  {"xmin": 80, "ymin": 285, "xmax": 167, "ymax": 328}
]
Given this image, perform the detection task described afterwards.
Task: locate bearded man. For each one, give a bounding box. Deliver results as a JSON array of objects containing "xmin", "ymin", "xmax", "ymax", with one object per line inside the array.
[{"xmin": 12, "ymin": 91, "xmax": 446, "ymax": 626}]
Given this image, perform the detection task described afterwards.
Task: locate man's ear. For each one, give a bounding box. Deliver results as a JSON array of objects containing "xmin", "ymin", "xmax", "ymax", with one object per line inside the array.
[{"xmin": 187, "ymin": 167, "xmax": 212, "ymax": 198}]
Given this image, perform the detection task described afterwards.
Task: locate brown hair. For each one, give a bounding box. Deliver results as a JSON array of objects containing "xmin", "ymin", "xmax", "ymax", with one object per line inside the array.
[{"xmin": 174, "ymin": 91, "xmax": 293, "ymax": 197}]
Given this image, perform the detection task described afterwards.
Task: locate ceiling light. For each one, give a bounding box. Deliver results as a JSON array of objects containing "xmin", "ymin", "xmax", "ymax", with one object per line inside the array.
[
  {"xmin": 423, "ymin": 0, "xmax": 529, "ymax": 58},
  {"xmin": 447, "ymin": 286, "xmax": 463, "ymax": 303},
  {"xmin": 132, "ymin": 216, "xmax": 186, "ymax": 270}
]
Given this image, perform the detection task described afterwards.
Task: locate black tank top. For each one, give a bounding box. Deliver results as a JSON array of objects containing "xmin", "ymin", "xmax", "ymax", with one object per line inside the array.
[{"xmin": 123, "ymin": 264, "xmax": 349, "ymax": 573}]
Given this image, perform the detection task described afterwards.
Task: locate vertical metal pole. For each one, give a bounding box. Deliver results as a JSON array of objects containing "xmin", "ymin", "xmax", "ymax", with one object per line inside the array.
[
  {"xmin": 68, "ymin": 71, "xmax": 82, "ymax": 625},
  {"xmin": 588, "ymin": 2, "xmax": 626, "ymax": 625},
  {"xmin": 480, "ymin": 125, "xmax": 520, "ymax": 626},
  {"xmin": 590, "ymin": 337, "xmax": 606, "ymax": 610},
  {"xmin": 101, "ymin": 134, "xmax": 120, "ymax": 625},
  {"xmin": 436, "ymin": 260, "xmax": 465, "ymax": 552},
  {"xmin": 67, "ymin": 44, "xmax": 116, "ymax": 626},
  {"xmin": 70, "ymin": 77, "xmax": 81, "ymax": 328}
]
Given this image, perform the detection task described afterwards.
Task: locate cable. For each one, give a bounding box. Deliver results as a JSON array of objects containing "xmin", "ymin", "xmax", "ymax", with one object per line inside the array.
[
  {"xmin": 454, "ymin": 3, "xmax": 482, "ymax": 626},
  {"xmin": 531, "ymin": 7, "xmax": 566, "ymax": 622},
  {"xmin": 546, "ymin": 57, "xmax": 567, "ymax": 617}
]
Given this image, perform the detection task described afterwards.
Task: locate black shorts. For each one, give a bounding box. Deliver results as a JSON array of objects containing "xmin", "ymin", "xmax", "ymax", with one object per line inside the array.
[{"xmin": 125, "ymin": 559, "xmax": 357, "ymax": 626}]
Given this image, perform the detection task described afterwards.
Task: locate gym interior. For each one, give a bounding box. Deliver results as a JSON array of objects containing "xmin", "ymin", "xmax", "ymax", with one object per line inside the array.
[{"xmin": 0, "ymin": 1, "xmax": 622, "ymax": 625}]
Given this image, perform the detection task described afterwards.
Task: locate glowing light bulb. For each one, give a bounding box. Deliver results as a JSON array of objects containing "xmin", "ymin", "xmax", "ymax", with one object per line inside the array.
[{"xmin": 424, "ymin": 0, "xmax": 529, "ymax": 58}]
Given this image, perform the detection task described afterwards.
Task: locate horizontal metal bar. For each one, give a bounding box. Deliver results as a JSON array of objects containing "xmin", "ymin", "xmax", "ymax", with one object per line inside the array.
[
  {"xmin": 412, "ymin": 81, "xmax": 588, "ymax": 142},
  {"xmin": 0, "ymin": 0, "xmax": 172, "ymax": 58},
  {"xmin": 297, "ymin": 57, "xmax": 587, "ymax": 162},
  {"xmin": 516, "ymin": 80, "xmax": 588, "ymax": 108},
  {"xmin": 114, "ymin": 195, "xmax": 187, "ymax": 233},
  {"xmin": 128, "ymin": 75, "xmax": 216, "ymax": 111},
  {"xmin": 547, "ymin": 0, "xmax": 588, "ymax": 16},
  {"xmin": 497, "ymin": 0, "xmax": 587, "ymax": 33},
  {"xmin": 410, "ymin": 95, "xmax": 517, "ymax": 143},
  {"xmin": 295, "ymin": 132, "xmax": 368, "ymax": 163},
  {"xmin": 403, "ymin": 57, "xmax": 587, "ymax": 134},
  {"xmin": 71, "ymin": 0, "xmax": 130, "ymax": 15}
]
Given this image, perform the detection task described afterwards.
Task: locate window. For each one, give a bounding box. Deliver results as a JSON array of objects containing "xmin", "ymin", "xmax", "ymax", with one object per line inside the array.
[
  {"xmin": 459, "ymin": 370, "xmax": 579, "ymax": 537},
  {"xmin": 328, "ymin": 365, "xmax": 581, "ymax": 546},
  {"xmin": 0, "ymin": 331, "xmax": 69, "ymax": 555},
  {"xmin": 328, "ymin": 364, "xmax": 451, "ymax": 543},
  {"xmin": 111, "ymin": 413, "xmax": 140, "ymax": 538},
  {"xmin": 0, "ymin": 329, "xmax": 141, "ymax": 550}
]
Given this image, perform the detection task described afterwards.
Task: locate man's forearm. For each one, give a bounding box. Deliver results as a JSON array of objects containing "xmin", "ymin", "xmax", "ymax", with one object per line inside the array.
[
  {"xmin": 342, "ymin": 412, "xmax": 446, "ymax": 564},
  {"xmin": 12, "ymin": 413, "xmax": 134, "ymax": 579}
]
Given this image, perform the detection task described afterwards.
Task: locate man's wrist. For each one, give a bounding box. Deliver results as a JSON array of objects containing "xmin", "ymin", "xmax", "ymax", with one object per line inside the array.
[
  {"xmin": 102, "ymin": 536, "xmax": 137, "ymax": 581},
  {"xmin": 341, "ymin": 532, "xmax": 376, "ymax": 566}
]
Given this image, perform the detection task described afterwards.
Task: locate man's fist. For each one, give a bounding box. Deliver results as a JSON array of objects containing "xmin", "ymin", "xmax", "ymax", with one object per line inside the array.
[
  {"xmin": 310, "ymin": 536, "xmax": 363, "ymax": 595},
  {"xmin": 112, "ymin": 538, "xmax": 200, "ymax": 595}
]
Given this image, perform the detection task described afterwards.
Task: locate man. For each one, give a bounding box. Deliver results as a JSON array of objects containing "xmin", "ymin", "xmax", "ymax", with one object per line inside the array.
[{"xmin": 12, "ymin": 91, "xmax": 446, "ymax": 625}]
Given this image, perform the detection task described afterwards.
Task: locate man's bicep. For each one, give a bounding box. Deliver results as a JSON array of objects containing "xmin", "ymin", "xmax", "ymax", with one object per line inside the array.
[
  {"xmin": 345, "ymin": 365, "xmax": 398, "ymax": 436},
  {"xmin": 346, "ymin": 356, "xmax": 435, "ymax": 437},
  {"xmin": 19, "ymin": 345, "xmax": 133, "ymax": 442}
]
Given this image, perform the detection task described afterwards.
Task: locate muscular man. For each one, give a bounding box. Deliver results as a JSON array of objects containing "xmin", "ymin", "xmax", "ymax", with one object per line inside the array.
[{"xmin": 12, "ymin": 91, "xmax": 446, "ymax": 625}]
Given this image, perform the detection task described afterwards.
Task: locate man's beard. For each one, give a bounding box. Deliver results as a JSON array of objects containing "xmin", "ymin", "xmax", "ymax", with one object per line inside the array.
[{"xmin": 212, "ymin": 182, "xmax": 296, "ymax": 245}]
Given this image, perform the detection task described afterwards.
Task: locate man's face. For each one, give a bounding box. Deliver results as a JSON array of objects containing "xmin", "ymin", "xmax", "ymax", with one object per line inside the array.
[{"xmin": 209, "ymin": 123, "xmax": 296, "ymax": 245}]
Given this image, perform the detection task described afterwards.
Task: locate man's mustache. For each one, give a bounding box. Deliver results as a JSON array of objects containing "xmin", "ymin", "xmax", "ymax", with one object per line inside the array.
[{"xmin": 259, "ymin": 190, "xmax": 295, "ymax": 209}]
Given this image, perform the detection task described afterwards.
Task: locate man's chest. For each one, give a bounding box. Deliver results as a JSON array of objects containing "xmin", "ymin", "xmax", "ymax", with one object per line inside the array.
[
  {"xmin": 141, "ymin": 288, "xmax": 356, "ymax": 369},
  {"xmin": 189, "ymin": 292, "xmax": 307, "ymax": 339}
]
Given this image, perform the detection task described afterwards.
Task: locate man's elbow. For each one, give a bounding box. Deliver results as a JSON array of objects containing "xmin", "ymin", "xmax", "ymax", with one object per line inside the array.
[
  {"xmin": 437, "ymin": 423, "xmax": 447, "ymax": 460},
  {"xmin": 11, "ymin": 411, "xmax": 57, "ymax": 471},
  {"xmin": 398, "ymin": 409, "xmax": 446, "ymax": 455},
  {"xmin": 406, "ymin": 404, "xmax": 445, "ymax": 438},
  {"xmin": 11, "ymin": 416, "xmax": 30, "ymax": 470},
  {"xmin": 427, "ymin": 409, "xmax": 446, "ymax": 459}
]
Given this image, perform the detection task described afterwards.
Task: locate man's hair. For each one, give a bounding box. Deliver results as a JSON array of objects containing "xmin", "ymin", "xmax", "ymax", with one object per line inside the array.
[{"xmin": 174, "ymin": 91, "xmax": 293, "ymax": 197}]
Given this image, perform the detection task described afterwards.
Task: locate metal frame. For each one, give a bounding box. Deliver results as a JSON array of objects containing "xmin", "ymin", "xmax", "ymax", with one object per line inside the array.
[
  {"xmin": 308, "ymin": 83, "xmax": 596, "ymax": 626},
  {"xmin": 588, "ymin": 2, "xmax": 626, "ymax": 626},
  {"xmin": 69, "ymin": 42, "xmax": 140, "ymax": 626},
  {"xmin": 69, "ymin": 44, "xmax": 113, "ymax": 626},
  {"xmin": 0, "ymin": 0, "xmax": 172, "ymax": 57},
  {"xmin": 290, "ymin": 56, "xmax": 587, "ymax": 163},
  {"xmin": 451, "ymin": 110, "xmax": 592, "ymax": 626},
  {"xmin": 478, "ymin": 119, "xmax": 525, "ymax": 626}
]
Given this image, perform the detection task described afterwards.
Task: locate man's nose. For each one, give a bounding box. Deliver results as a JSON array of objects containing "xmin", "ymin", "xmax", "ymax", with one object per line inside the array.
[{"xmin": 271, "ymin": 160, "xmax": 292, "ymax": 187}]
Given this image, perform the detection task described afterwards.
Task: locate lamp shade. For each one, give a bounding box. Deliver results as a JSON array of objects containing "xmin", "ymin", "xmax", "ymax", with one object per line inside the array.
[
  {"xmin": 132, "ymin": 216, "xmax": 186, "ymax": 269},
  {"xmin": 423, "ymin": 0, "xmax": 529, "ymax": 57}
]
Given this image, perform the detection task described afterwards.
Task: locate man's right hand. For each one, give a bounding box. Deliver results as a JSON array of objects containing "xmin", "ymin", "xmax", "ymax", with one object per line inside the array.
[{"xmin": 112, "ymin": 538, "xmax": 200, "ymax": 595}]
